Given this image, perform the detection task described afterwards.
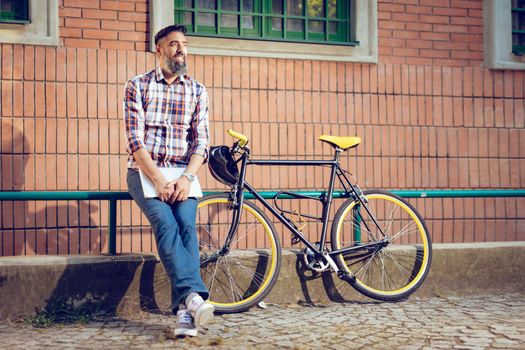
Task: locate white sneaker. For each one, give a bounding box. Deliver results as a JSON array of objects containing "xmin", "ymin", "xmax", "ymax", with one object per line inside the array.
[
  {"xmin": 186, "ymin": 294, "xmax": 215, "ymax": 328},
  {"xmin": 174, "ymin": 309, "xmax": 197, "ymax": 337}
]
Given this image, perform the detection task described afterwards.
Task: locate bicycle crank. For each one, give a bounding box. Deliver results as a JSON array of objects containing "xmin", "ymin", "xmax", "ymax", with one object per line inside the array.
[{"xmin": 303, "ymin": 244, "xmax": 330, "ymax": 272}]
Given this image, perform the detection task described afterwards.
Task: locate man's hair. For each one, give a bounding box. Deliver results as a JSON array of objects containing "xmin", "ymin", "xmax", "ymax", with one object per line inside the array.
[{"xmin": 154, "ymin": 25, "xmax": 187, "ymax": 45}]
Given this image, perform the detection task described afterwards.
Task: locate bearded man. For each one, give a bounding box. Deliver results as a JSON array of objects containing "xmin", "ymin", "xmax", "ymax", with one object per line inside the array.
[{"xmin": 123, "ymin": 24, "xmax": 213, "ymax": 337}]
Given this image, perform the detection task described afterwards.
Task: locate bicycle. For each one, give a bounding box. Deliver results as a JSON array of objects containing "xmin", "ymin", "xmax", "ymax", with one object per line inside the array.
[{"xmin": 197, "ymin": 129, "xmax": 432, "ymax": 313}]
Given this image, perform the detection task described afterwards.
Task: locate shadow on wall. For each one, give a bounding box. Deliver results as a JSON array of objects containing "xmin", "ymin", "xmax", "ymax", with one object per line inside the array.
[{"xmin": 0, "ymin": 119, "xmax": 104, "ymax": 256}]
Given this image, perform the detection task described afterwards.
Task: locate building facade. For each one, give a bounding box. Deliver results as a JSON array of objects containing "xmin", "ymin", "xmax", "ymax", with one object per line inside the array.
[{"xmin": 0, "ymin": 0, "xmax": 523, "ymax": 256}]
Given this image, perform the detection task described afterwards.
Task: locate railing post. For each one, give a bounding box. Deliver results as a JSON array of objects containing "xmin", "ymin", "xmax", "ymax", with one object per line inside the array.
[{"xmin": 108, "ymin": 198, "xmax": 117, "ymax": 255}]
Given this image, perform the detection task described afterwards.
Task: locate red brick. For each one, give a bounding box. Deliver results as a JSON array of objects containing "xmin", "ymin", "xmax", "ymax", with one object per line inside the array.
[
  {"xmin": 135, "ymin": 3, "xmax": 148, "ymax": 12},
  {"xmin": 406, "ymin": 57, "xmax": 433, "ymax": 66},
  {"xmin": 383, "ymin": 38, "xmax": 407, "ymax": 48},
  {"xmin": 64, "ymin": 0, "xmax": 100, "ymax": 9},
  {"xmin": 393, "ymin": 30, "xmax": 419, "ymax": 39},
  {"xmin": 2, "ymin": 45, "xmax": 13, "ymax": 80},
  {"xmin": 420, "ymin": 0, "xmax": 449, "ymax": 6},
  {"xmin": 135, "ymin": 22, "xmax": 147, "ymax": 32},
  {"xmin": 100, "ymin": 40, "xmax": 134, "ymax": 50},
  {"xmin": 119, "ymin": 31, "xmax": 146, "ymax": 41},
  {"xmin": 100, "ymin": 0, "xmax": 134, "ymax": 11},
  {"xmin": 406, "ymin": 22, "xmax": 432, "ymax": 31},
  {"xmin": 82, "ymin": 9, "xmax": 117, "ymax": 20},
  {"xmin": 393, "ymin": 13, "xmax": 418, "ymax": 22},
  {"xmin": 433, "ymin": 7, "xmax": 467, "ymax": 16},
  {"xmin": 450, "ymin": 33, "xmax": 482, "ymax": 42},
  {"xmin": 65, "ymin": 17, "xmax": 100, "ymax": 29},
  {"xmin": 406, "ymin": 40, "xmax": 432, "ymax": 49},
  {"xmin": 433, "ymin": 24, "xmax": 468, "ymax": 33},
  {"xmin": 420, "ymin": 31, "xmax": 449, "ymax": 41},
  {"xmin": 64, "ymin": 38, "xmax": 99, "ymax": 48},
  {"xmin": 468, "ymin": 9, "xmax": 483, "ymax": 17},
  {"xmin": 118, "ymin": 11, "xmax": 147, "ymax": 22},
  {"xmin": 378, "ymin": 11, "xmax": 392, "ymax": 20},
  {"xmin": 12, "ymin": 45, "xmax": 23, "ymax": 80},
  {"xmin": 393, "ymin": 47, "xmax": 419, "ymax": 57},
  {"xmin": 378, "ymin": 3, "xmax": 406, "ymax": 12},
  {"xmin": 450, "ymin": 0, "xmax": 482, "ymax": 9},
  {"xmin": 433, "ymin": 41, "xmax": 468, "ymax": 50},
  {"xmin": 83, "ymin": 29, "xmax": 118, "ymax": 40},
  {"xmin": 379, "ymin": 20, "xmax": 405, "ymax": 30},
  {"xmin": 59, "ymin": 7, "xmax": 82, "ymax": 17},
  {"xmin": 406, "ymin": 5, "xmax": 432, "ymax": 14},
  {"xmin": 101, "ymin": 20, "xmax": 135, "ymax": 31},
  {"xmin": 420, "ymin": 49, "xmax": 450, "ymax": 58},
  {"xmin": 419, "ymin": 15, "xmax": 449, "ymax": 24},
  {"xmin": 24, "ymin": 46, "xmax": 35, "ymax": 81},
  {"xmin": 60, "ymin": 27, "xmax": 83, "ymax": 38},
  {"xmin": 451, "ymin": 50, "xmax": 483, "ymax": 60},
  {"xmin": 451, "ymin": 16, "xmax": 483, "ymax": 26}
]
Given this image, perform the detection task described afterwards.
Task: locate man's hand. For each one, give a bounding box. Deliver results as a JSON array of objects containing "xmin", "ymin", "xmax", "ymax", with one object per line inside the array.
[
  {"xmin": 155, "ymin": 180, "xmax": 175, "ymax": 202},
  {"xmin": 168, "ymin": 176, "xmax": 191, "ymax": 203}
]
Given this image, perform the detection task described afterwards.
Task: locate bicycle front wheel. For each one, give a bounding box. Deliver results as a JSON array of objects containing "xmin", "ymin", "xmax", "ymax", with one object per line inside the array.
[
  {"xmin": 331, "ymin": 190, "xmax": 432, "ymax": 301},
  {"xmin": 197, "ymin": 194, "xmax": 282, "ymax": 313}
]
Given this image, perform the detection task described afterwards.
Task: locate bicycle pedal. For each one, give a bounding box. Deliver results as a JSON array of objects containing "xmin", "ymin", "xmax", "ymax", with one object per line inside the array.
[{"xmin": 337, "ymin": 270, "xmax": 356, "ymax": 283}]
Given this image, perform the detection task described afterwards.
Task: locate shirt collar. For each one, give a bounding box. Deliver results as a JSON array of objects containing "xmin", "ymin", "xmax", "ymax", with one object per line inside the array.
[{"xmin": 155, "ymin": 66, "xmax": 189, "ymax": 85}]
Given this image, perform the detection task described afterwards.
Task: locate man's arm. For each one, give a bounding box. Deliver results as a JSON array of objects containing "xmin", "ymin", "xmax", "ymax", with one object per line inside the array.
[
  {"xmin": 124, "ymin": 79, "xmax": 173, "ymax": 202},
  {"xmin": 169, "ymin": 86, "xmax": 210, "ymax": 203}
]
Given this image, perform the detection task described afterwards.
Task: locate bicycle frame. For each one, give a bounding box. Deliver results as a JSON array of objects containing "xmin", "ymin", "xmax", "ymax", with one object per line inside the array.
[{"xmin": 223, "ymin": 146, "xmax": 389, "ymax": 263}]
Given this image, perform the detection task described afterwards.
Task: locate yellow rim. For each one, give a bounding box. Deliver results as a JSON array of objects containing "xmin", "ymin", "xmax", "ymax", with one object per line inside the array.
[
  {"xmin": 198, "ymin": 198, "xmax": 278, "ymax": 308},
  {"xmin": 335, "ymin": 193, "xmax": 430, "ymax": 296}
]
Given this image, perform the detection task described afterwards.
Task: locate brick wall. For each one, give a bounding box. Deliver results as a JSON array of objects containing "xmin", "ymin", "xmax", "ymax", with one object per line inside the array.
[
  {"xmin": 0, "ymin": 0, "xmax": 524, "ymax": 256},
  {"xmin": 378, "ymin": 0, "xmax": 484, "ymax": 66}
]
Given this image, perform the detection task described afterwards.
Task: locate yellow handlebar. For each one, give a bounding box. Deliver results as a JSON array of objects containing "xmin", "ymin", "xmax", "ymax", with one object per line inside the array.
[{"xmin": 227, "ymin": 129, "xmax": 249, "ymax": 147}]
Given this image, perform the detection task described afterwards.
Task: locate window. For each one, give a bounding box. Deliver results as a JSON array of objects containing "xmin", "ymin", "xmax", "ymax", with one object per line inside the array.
[
  {"xmin": 484, "ymin": 0, "xmax": 525, "ymax": 69},
  {"xmin": 512, "ymin": 0, "xmax": 525, "ymax": 55},
  {"xmin": 174, "ymin": 0, "xmax": 357, "ymax": 46},
  {"xmin": 150, "ymin": 0, "xmax": 377, "ymax": 62},
  {"xmin": 0, "ymin": 0, "xmax": 58, "ymax": 46},
  {"xmin": 0, "ymin": 0, "xmax": 30, "ymax": 24}
]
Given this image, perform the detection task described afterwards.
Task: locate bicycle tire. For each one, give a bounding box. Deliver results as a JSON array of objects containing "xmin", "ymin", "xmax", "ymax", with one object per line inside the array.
[
  {"xmin": 330, "ymin": 190, "xmax": 432, "ymax": 301},
  {"xmin": 197, "ymin": 194, "xmax": 282, "ymax": 313}
]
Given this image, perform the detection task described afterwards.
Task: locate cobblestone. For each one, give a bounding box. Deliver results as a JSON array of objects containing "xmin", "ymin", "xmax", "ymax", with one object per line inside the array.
[{"xmin": 1, "ymin": 294, "xmax": 524, "ymax": 349}]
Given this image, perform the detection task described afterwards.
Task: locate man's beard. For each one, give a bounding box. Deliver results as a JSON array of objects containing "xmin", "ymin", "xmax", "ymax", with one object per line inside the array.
[{"xmin": 165, "ymin": 55, "xmax": 187, "ymax": 76}]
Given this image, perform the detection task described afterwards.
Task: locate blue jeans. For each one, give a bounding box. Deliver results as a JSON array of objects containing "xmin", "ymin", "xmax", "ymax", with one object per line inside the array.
[{"xmin": 127, "ymin": 169, "xmax": 208, "ymax": 308}]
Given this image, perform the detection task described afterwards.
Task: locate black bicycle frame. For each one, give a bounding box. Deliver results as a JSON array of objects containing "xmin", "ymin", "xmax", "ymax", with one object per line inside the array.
[{"xmin": 224, "ymin": 148, "xmax": 388, "ymax": 260}]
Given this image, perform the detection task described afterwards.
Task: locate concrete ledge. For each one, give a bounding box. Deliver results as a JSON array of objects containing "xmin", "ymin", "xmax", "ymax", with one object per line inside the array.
[{"xmin": 0, "ymin": 242, "xmax": 524, "ymax": 320}]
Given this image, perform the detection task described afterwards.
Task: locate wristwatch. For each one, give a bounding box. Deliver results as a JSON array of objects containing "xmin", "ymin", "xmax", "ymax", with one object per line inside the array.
[{"xmin": 181, "ymin": 172, "xmax": 195, "ymax": 183}]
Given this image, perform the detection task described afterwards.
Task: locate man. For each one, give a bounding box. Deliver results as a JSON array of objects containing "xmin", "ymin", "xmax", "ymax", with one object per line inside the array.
[{"xmin": 123, "ymin": 24, "xmax": 213, "ymax": 337}]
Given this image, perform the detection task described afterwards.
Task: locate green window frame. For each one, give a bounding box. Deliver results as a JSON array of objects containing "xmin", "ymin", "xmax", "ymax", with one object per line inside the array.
[
  {"xmin": 174, "ymin": 0, "xmax": 358, "ymax": 46},
  {"xmin": 0, "ymin": 0, "xmax": 30, "ymax": 24},
  {"xmin": 512, "ymin": 1, "xmax": 525, "ymax": 55}
]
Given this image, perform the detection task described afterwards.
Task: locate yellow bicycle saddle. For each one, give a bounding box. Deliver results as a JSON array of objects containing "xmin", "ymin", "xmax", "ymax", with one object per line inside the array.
[{"xmin": 318, "ymin": 135, "xmax": 361, "ymax": 150}]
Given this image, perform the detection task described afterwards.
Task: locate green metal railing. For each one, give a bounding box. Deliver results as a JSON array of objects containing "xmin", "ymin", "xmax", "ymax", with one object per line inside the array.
[{"xmin": 0, "ymin": 189, "xmax": 524, "ymax": 255}]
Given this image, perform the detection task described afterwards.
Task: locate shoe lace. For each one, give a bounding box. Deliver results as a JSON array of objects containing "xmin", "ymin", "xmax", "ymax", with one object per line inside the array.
[{"xmin": 178, "ymin": 310, "xmax": 193, "ymax": 325}]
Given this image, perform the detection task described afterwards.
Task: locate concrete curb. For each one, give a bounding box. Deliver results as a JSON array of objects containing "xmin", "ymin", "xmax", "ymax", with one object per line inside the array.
[{"xmin": 0, "ymin": 242, "xmax": 524, "ymax": 320}]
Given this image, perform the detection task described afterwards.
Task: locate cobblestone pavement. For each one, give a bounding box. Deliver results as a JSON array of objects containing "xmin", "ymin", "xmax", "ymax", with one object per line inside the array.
[{"xmin": 1, "ymin": 294, "xmax": 524, "ymax": 350}]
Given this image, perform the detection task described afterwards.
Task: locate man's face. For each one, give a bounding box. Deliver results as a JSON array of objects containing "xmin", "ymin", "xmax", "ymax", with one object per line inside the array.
[{"xmin": 156, "ymin": 31, "xmax": 188, "ymax": 75}]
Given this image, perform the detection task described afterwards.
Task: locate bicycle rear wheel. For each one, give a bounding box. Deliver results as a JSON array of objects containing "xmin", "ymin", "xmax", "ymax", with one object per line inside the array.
[
  {"xmin": 197, "ymin": 194, "xmax": 282, "ymax": 313},
  {"xmin": 331, "ymin": 190, "xmax": 432, "ymax": 301}
]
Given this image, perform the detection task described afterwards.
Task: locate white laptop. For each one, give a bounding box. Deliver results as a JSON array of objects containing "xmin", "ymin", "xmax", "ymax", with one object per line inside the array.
[{"xmin": 139, "ymin": 167, "xmax": 203, "ymax": 198}]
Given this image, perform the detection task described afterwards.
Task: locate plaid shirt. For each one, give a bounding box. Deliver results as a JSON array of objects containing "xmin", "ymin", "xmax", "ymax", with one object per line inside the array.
[{"xmin": 124, "ymin": 67, "xmax": 210, "ymax": 169}]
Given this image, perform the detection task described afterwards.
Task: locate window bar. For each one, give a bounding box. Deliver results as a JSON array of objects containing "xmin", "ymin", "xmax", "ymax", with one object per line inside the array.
[
  {"xmin": 304, "ymin": 0, "xmax": 308, "ymax": 41},
  {"xmin": 239, "ymin": 0, "xmax": 243, "ymax": 37},
  {"xmin": 217, "ymin": 0, "xmax": 221, "ymax": 35},
  {"xmin": 347, "ymin": 0, "xmax": 351, "ymax": 43},
  {"xmin": 325, "ymin": 0, "xmax": 329, "ymax": 42},
  {"xmin": 261, "ymin": 0, "xmax": 266, "ymax": 39},
  {"xmin": 283, "ymin": 0, "xmax": 287, "ymax": 39}
]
